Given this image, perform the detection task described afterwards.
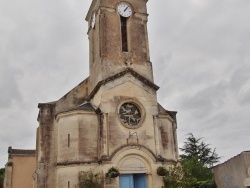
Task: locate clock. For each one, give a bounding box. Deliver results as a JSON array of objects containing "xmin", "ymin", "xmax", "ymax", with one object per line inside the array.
[
  {"xmin": 117, "ymin": 3, "xmax": 132, "ymax": 17},
  {"xmin": 119, "ymin": 102, "xmax": 141, "ymax": 126},
  {"xmin": 91, "ymin": 12, "xmax": 96, "ymax": 28}
]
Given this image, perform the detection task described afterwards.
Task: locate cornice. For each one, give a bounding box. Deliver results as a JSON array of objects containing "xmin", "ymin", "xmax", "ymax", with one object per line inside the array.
[
  {"xmin": 87, "ymin": 68, "xmax": 159, "ymax": 101},
  {"xmin": 55, "ymin": 110, "xmax": 96, "ymax": 122},
  {"xmin": 55, "ymin": 144, "xmax": 176, "ymax": 167}
]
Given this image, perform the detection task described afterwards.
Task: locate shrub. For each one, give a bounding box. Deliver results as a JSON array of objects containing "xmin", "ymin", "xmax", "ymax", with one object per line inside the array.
[
  {"xmin": 79, "ymin": 170, "xmax": 101, "ymax": 188},
  {"xmin": 105, "ymin": 167, "xmax": 120, "ymax": 178}
]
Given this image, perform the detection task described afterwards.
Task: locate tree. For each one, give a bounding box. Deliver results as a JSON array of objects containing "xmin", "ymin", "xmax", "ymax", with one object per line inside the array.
[
  {"xmin": 181, "ymin": 157, "xmax": 213, "ymax": 181},
  {"xmin": 181, "ymin": 157, "xmax": 216, "ymax": 188},
  {"xmin": 179, "ymin": 133, "xmax": 219, "ymax": 188},
  {"xmin": 163, "ymin": 160, "xmax": 216, "ymax": 188},
  {"xmin": 163, "ymin": 163, "xmax": 195, "ymax": 188},
  {"xmin": 180, "ymin": 133, "xmax": 220, "ymax": 167},
  {"xmin": 163, "ymin": 133, "xmax": 219, "ymax": 188},
  {"xmin": 0, "ymin": 168, "xmax": 4, "ymax": 188}
]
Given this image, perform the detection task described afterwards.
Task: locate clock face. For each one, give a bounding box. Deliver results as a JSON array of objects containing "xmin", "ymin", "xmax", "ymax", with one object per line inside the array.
[
  {"xmin": 119, "ymin": 103, "xmax": 141, "ymax": 126},
  {"xmin": 117, "ymin": 3, "xmax": 132, "ymax": 17}
]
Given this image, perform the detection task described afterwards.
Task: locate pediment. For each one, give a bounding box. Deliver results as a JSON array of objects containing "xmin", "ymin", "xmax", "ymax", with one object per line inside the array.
[{"xmin": 87, "ymin": 68, "xmax": 159, "ymax": 101}]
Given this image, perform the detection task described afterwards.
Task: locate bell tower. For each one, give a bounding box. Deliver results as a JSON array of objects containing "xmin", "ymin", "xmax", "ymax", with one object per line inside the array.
[{"xmin": 86, "ymin": 0, "xmax": 153, "ymax": 91}]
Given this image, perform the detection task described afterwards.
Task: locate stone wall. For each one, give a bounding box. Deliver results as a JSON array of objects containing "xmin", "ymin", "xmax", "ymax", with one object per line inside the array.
[{"xmin": 214, "ymin": 151, "xmax": 250, "ymax": 188}]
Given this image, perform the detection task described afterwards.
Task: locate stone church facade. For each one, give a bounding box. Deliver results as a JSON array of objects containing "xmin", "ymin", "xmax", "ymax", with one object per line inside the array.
[{"xmin": 5, "ymin": 0, "xmax": 179, "ymax": 187}]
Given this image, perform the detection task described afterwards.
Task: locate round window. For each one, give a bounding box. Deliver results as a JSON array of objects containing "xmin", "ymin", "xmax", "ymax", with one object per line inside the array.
[{"xmin": 119, "ymin": 102, "xmax": 141, "ymax": 126}]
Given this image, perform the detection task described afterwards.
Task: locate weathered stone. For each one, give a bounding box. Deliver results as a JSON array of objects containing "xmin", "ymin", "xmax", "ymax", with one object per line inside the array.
[
  {"xmin": 4, "ymin": 0, "xmax": 179, "ymax": 187},
  {"xmin": 214, "ymin": 151, "xmax": 250, "ymax": 188}
]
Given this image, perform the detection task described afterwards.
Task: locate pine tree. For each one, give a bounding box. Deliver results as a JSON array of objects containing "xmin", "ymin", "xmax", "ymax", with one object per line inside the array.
[
  {"xmin": 163, "ymin": 134, "xmax": 219, "ymax": 188},
  {"xmin": 180, "ymin": 133, "xmax": 220, "ymax": 167}
]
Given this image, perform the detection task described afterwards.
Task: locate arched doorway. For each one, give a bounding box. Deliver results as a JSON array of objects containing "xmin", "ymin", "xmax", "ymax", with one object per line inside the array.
[
  {"xmin": 119, "ymin": 174, "xmax": 147, "ymax": 188},
  {"xmin": 118, "ymin": 155, "xmax": 149, "ymax": 188}
]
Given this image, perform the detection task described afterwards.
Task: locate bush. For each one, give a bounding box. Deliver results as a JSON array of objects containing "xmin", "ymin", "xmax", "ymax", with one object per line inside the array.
[
  {"xmin": 79, "ymin": 170, "xmax": 101, "ymax": 188},
  {"xmin": 157, "ymin": 166, "xmax": 169, "ymax": 176},
  {"xmin": 105, "ymin": 167, "xmax": 120, "ymax": 178},
  {"xmin": 163, "ymin": 163, "xmax": 195, "ymax": 188},
  {"xmin": 193, "ymin": 180, "xmax": 217, "ymax": 188}
]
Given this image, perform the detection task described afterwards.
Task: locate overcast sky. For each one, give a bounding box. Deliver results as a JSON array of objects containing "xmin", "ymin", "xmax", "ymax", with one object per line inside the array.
[{"xmin": 0, "ymin": 0, "xmax": 249, "ymax": 168}]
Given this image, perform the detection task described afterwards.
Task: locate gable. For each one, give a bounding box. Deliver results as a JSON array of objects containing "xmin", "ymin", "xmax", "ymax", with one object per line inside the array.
[
  {"xmin": 90, "ymin": 76, "xmax": 159, "ymax": 122},
  {"xmin": 87, "ymin": 68, "xmax": 159, "ymax": 102}
]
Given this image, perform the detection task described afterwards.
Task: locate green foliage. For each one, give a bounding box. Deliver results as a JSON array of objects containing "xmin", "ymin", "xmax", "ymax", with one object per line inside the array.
[
  {"xmin": 79, "ymin": 170, "xmax": 101, "ymax": 188},
  {"xmin": 0, "ymin": 168, "xmax": 5, "ymax": 188},
  {"xmin": 181, "ymin": 157, "xmax": 213, "ymax": 181},
  {"xmin": 157, "ymin": 166, "xmax": 169, "ymax": 176},
  {"xmin": 163, "ymin": 162, "xmax": 216, "ymax": 188},
  {"xmin": 105, "ymin": 167, "xmax": 120, "ymax": 179},
  {"xmin": 163, "ymin": 163, "xmax": 195, "ymax": 188},
  {"xmin": 192, "ymin": 180, "xmax": 217, "ymax": 188},
  {"xmin": 163, "ymin": 133, "xmax": 218, "ymax": 188},
  {"xmin": 181, "ymin": 157, "xmax": 216, "ymax": 188},
  {"xmin": 180, "ymin": 133, "xmax": 220, "ymax": 167}
]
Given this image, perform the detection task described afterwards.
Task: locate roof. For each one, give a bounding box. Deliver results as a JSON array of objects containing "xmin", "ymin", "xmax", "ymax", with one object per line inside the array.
[
  {"xmin": 87, "ymin": 68, "xmax": 159, "ymax": 101},
  {"xmin": 158, "ymin": 103, "xmax": 177, "ymax": 121},
  {"xmin": 38, "ymin": 77, "xmax": 90, "ymax": 109},
  {"xmin": 214, "ymin": 151, "xmax": 250, "ymax": 168},
  {"xmin": 76, "ymin": 102, "xmax": 95, "ymax": 111},
  {"xmin": 8, "ymin": 147, "xmax": 36, "ymax": 156}
]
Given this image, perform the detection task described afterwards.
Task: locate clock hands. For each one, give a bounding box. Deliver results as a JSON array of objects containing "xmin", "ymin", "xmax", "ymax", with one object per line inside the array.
[
  {"xmin": 124, "ymin": 6, "xmax": 129, "ymax": 12},
  {"xmin": 118, "ymin": 3, "xmax": 132, "ymax": 17}
]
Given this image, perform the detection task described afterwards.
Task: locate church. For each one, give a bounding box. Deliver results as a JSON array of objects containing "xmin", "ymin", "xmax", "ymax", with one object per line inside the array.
[{"xmin": 4, "ymin": 0, "xmax": 179, "ymax": 187}]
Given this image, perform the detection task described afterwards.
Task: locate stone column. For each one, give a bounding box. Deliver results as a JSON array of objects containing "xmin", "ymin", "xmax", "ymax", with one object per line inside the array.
[{"xmin": 153, "ymin": 115, "xmax": 160, "ymax": 156}]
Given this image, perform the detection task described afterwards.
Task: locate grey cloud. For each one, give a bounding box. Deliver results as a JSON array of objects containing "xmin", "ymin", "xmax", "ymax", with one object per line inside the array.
[
  {"xmin": 150, "ymin": 0, "xmax": 250, "ymax": 163},
  {"xmin": 0, "ymin": 62, "xmax": 22, "ymax": 108},
  {"xmin": 181, "ymin": 81, "xmax": 228, "ymax": 115},
  {"xmin": 0, "ymin": 0, "xmax": 92, "ymax": 167},
  {"xmin": 230, "ymin": 65, "xmax": 250, "ymax": 95}
]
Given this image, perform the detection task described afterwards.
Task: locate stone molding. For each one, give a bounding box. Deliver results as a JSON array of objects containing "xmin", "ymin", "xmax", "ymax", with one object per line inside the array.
[{"xmin": 87, "ymin": 68, "xmax": 159, "ymax": 101}]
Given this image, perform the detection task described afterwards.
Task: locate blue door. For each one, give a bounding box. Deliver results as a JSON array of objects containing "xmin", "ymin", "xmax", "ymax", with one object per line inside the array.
[
  {"xmin": 134, "ymin": 174, "xmax": 147, "ymax": 188},
  {"xmin": 120, "ymin": 174, "xmax": 147, "ymax": 188},
  {"xmin": 120, "ymin": 174, "xmax": 134, "ymax": 188}
]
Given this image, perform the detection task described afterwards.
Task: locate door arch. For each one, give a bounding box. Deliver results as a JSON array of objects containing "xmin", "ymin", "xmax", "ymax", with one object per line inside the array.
[
  {"xmin": 111, "ymin": 147, "xmax": 156, "ymax": 188},
  {"xmin": 117, "ymin": 154, "xmax": 151, "ymax": 188}
]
